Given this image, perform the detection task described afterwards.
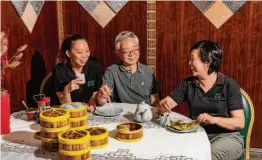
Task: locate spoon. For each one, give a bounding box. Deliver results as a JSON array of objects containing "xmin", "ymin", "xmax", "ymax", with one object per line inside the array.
[{"xmin": 22, "ymin": 100, "xmax": 29, "ymax": 110}]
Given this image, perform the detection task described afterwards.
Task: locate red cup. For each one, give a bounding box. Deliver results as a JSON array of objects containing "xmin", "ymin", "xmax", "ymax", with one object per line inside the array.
[
  {"xmin": 1, "ymin": 93, "xmax": 10, "ymax": 134},
  {"xmin": 26, "ymin": 108, "xmax": 37, "ymax": 121}
]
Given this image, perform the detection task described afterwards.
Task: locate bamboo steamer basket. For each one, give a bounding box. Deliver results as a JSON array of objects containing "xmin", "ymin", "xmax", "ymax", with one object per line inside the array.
[
  {"xmin": 40, "ymin": 108, "xmax": 70, "ymax": 128},
  {"xmin": 40, "ymin": 108, "xmax": 70, "ymax": 139},
  {"xmin": 58, "ymin": 129, "xmax": 91, "ymax": 160},
  {"xmin": 41, "ymin": 124, "xmax": 70, "ymax": 139},
  {"xmin": 69, "ymin": 115, "xmax": 88, "ymax": 129},
  {"xmin": 116, "ymin": 123, "xmax": 143, "ymax": 142},
  {"xmin": 86, "ymin": 127, "xmax": 109, "ymax": 149},
  {"xmin": 41, "ymin": 136, "xmax": 59, "ymax": 152},
  {"xmin": 60, "ymin": 102, "xmax": 87, "ymax": 118}
]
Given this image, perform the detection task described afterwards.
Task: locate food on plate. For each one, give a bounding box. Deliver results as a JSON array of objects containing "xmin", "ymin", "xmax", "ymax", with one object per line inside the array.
[{"xmin": 171, "ymin": 120, "xmax": 199, "ymax": 131}]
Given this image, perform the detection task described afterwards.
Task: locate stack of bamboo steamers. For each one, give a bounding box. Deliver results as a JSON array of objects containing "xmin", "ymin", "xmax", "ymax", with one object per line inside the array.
[
  {"xmin": 61, "ymin": 102, "xmax": 88, "ymax": 130},
  {"xmin": 40, "ymin": 108, "xmax": 70, "ymax": 151},
  {"xmin": 39, "ymin": 102, "xmax": 109, "ymax": 160}
]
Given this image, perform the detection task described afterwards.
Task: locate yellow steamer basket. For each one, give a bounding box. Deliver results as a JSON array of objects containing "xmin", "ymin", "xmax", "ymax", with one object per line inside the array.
[
  {"xmin": 58, "ymin": 129, "xmax": 91, "ymax": 160},
  {"xmin": 40, "ymin": 108, "xmax": 70, "ymax": 151},
  {"xmin": 86, "ymin": 127, "xmax": 109, "ymax": 149},
  {"xmin": 41, "ymin": 137, "xmax": 59, "ymax": 152},
  {"xmin": 60, "ymin": 102, "xmax": 88, "ymax": 118},
  {"xmin": 69, "ymin": 115, "xmax": 88, "ymax": 130},
  {"xmin": 116, "ymin": 123, "xmax": 143, "ymax": 142},
  {"xmin": 60, "ymin": 103, "xmax": 88, "ymax": 129},
  {"xmin": 40, "ymin": 108, "xmax": 70, "ymax": 139}
]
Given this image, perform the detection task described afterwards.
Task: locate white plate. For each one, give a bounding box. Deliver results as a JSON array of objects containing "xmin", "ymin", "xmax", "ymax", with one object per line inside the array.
[
  {"xmin": 166, "ymin": 125, "xmax": 200, "ymax": 133},
  {"xmin": 95, "ymin": 107, "xmax": 123, "ymax": 117}
]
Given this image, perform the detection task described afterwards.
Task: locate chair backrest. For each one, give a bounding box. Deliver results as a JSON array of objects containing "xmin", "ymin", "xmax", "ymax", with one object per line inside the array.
[
  {"xmin": 40, "ymin": 72, "xmax": 52, "ymax": 95},
  {"xmin": 40, "ymin": 73, "xmax": 60, "ymax": 105},
  {"xmin": 239, "ymin": 88, "xmax": 255, "ymax": 160}
]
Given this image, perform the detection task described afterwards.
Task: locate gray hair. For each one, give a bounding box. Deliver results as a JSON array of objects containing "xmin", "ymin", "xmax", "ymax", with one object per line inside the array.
[{"xmin": 115, "ymin": 31, "xmax": 139, "ymax": 50}]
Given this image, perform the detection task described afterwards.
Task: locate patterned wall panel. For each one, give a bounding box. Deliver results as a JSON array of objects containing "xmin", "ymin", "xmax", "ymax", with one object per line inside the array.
[
  {"xmin": 56, "ymin": 1, "xmax": 64, "ymax": 64},
  {"xmin": 104, "ymin": 0, "xmax": 128, "ymax": 13},
  {"xmin": 77, "ymin": 0, "xmax": 101, "ymax": 14},
  {"xmin": 77, "ymin": 0, "xmax": 128, "ymax": 28},
  {"xmin": 147, "ymin": 1, "xmax": 156, "ymax": 74},
  {"xmin": 11, "ymin": 1, "xmax": 45, "ymax": 33},
  {"xmin": 192, "ymin": 0, "xmax": 246, "ymax": 28}
]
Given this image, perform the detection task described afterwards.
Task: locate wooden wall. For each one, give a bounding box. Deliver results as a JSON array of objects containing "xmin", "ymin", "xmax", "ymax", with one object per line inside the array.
[
  {"xmin": 1, "ymin": 1, "xmax": 261, "ymax": 148},
  {"xmin": 1, "ymin": 1, "xmax": 59, "ymax": 112},
  {"xmin": 156, "ymin": 1, "xmax": 262, "ymax": 148}
]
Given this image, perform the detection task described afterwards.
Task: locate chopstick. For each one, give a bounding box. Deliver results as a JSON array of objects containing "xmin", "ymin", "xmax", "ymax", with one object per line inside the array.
[
  {"xmin": 105, "ymin": 84, "xmax": 114, "ymax": 115},
  {"xmin": 108, "ymin": 97, "xmax": 113, "ymax": 115},
  {"xmin": 163, "ymin": 105, "xmax": 171, "ymax": 113}
]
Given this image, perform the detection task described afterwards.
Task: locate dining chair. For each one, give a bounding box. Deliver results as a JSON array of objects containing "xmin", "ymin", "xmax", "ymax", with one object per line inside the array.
[{"xmin": 238, "ymin": 88, "xmax": 255, "ymax": 160}]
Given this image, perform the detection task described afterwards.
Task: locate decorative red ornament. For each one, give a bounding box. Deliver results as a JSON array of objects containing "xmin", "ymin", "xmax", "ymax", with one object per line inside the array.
[{"xmin": 1, "ymin": 92, "xmax": 10, "ymax": 134}]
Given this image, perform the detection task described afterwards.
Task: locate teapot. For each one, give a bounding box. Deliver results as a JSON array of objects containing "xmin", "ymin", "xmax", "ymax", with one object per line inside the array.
[
  {"xmin": 134, "ymin": 101, "xmax": 153, "ymax": 123},
  {"xmin": 159, "ymin": 112, "xmax": 173, "ymax": 127}
]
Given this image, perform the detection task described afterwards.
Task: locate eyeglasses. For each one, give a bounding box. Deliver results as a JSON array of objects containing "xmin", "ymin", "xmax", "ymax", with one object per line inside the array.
[{"xmin": 119, "ymin": 48, "xmax": 140, "ymax": 56}]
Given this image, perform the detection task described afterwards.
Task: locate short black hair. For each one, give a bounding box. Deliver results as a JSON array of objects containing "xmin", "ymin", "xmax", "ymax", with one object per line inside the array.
[
  {"xmin": 190, "ymin": 40, "xmax": 222, "ymax": 74},
  {"xmin": 60, "ymin": 34, "xmax": 87, "ymax": 62}
]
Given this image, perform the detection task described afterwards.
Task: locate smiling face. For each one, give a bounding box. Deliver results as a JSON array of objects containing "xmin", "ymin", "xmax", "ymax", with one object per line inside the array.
[
  {"xmin": 67, "ymin": 39, "xmax": 90, "ymax": 68},
  {"xmin": 188, "ymin": 49, "xmax": 210, "ymax": 77},
  {"xmin": 116, "ymin": 37, "xmax": 140, "ymax": 66}
]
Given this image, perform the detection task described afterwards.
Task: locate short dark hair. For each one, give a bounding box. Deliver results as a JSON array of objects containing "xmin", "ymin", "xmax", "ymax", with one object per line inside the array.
[
  {"xmin": 60, "ymin": 34, "xmax": 87, "ymax": 62},
  {"xmin": 190, "ymin": 40, "xmax": 222, "ymax": 74}
]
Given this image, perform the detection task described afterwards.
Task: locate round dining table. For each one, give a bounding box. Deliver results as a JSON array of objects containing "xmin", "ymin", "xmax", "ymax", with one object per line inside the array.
[{"xmin": 1, "ymin": 103, "xmax": 211, "ymax": 160}]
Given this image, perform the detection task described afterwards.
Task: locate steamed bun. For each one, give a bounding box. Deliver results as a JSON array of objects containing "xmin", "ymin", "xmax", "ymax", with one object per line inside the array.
[{"xmin": 71, "ymin": 102, "xmax": 84, "ymax": 109}]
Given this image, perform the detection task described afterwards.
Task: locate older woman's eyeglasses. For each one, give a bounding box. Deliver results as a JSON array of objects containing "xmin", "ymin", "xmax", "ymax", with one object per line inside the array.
[{"xmin": 119, "ymin": 48, "xmax": 140, "ymax": 56}]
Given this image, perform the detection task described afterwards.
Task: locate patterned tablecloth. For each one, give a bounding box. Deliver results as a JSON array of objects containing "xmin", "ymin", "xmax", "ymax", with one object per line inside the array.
[{"xmin": 1, "ymin": 103, "xmax": 211, "ymax": 160}]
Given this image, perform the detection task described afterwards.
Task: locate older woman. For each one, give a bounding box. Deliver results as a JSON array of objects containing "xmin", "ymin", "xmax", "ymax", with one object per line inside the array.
[
  {"xmin": 52, "ymin": 34, "xmax": 102, "ymax": 111},
  {"xmin": 158, "ymin": 40, "xmax": 244, "ymax": 160}
]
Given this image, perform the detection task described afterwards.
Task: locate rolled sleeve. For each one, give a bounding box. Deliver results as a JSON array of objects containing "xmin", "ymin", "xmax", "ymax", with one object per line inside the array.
[
  {"xmin": 102, "ymin": 69, "xmax": 114, "ymax": 90},
  {"xmin": 150, "ymin": 72, "xmax": 159, "ymax": 95},
  {"xmin": 170, "ymin": 80, "xmax": 188, "ymax": 104},
  {"xmin": 227, "ymin": 81, "xmax": 243, "ymax": 111}
]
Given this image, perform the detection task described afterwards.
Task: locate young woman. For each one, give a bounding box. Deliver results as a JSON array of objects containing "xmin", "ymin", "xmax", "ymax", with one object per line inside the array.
[{"xmin": 52, "ymin": 34, "xmax": 102, "ymax": 111}]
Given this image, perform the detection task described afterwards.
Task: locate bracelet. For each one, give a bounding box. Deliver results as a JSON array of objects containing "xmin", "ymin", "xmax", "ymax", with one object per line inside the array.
[
  {"xmin": 63, "ymin": 93, "xmax": 70, "ymax": 97},
  {"xmin": 63, "ymin": 92, "xmax": 70, "ymax": 101}
]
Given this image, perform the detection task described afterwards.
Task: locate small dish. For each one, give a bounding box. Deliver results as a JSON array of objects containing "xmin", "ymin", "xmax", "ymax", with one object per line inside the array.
[{"xmin": 95, "ymin": 107, "xmax": 123, "ymax": 117}]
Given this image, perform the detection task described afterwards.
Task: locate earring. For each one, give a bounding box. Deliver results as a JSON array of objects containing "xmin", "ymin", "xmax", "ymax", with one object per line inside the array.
[{"xmin": 66, "ymin": 51, "xmax": 70, "ymax": 58}]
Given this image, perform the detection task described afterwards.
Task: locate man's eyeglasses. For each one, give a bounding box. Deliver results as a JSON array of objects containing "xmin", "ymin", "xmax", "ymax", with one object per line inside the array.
[{"xmin": 119, "ymin": 48, "xmax": 140, "ymax": 56}]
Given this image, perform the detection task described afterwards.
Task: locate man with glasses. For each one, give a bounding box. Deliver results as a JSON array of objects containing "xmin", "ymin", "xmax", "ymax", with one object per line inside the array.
[{"xmin": 96, "ymin": 31, "xmax": 159, "ymax": 106}]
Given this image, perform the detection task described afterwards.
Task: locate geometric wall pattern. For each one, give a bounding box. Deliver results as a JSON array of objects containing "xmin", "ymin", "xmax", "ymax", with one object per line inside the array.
[
  {"xmin": 11, "ymin": 1, "xmax": 45, "ymax": 33},
  {"xmin": 77, "ymin": 0, "xmax": 128, "ymax": 28},
  {"xmin": 147, "ymin": 1, "xmax": 157, "ymax": 74},
  {"xmin": 56, "ymin": 1, "xmax": 65, "ymax": 64},
  {"xmin": 11, "ymin": 1, "xmax": 128, "ymax": 30},
  {"xmin": 191, "ymin": 0, "xmax": 246, "ymax": 28},
  {"xmin": 9, "ymin": 1, "xmax": 247, "ymax": 31}
]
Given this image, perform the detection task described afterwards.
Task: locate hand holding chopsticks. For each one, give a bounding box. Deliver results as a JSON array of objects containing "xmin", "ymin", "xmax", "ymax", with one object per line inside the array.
[{"xmin": 157, "ymin": 96, "xmax": 177, "ymax": 113}]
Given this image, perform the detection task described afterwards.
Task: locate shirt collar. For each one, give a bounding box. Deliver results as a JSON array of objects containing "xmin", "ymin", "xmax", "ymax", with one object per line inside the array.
[
  {"xmin": 66, "ymin": 60, "xmax": 89, "ymax": 74},
  {"xmin": 216, "ymin": 72, "xmax": 225, "ymax": 85},
  {"xmin": 119, "ymin": 62, "xmax": 143, "ymax": 73},
  {"xmin": 191, "ymin": 72, "xmax": 225, "ymax": 87}
]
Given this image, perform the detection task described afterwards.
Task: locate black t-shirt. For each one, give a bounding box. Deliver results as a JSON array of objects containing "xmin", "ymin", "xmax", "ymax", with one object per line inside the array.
[
  {"xmin": 52, "ymin": 60, "xmax": 103, "ymax": 104},
  {"xmin": 170, "ymin": 72, "xmax": 243, "ymax": 134}
]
